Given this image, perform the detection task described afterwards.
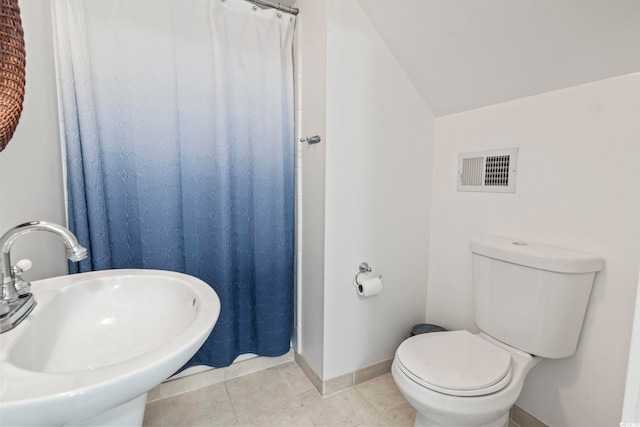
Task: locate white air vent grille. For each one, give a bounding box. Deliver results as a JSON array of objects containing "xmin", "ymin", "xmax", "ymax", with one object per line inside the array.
[
  {"xmin": 485, "ymin": 155, "xmax": 510, "ymax": 186},
  {"xmin": 457, "ymin": 148, "xmax": 518, "ymax": 193},
  {"xmin": 461, "ymin": 157, "xmax": 483, "ymax": 186}
]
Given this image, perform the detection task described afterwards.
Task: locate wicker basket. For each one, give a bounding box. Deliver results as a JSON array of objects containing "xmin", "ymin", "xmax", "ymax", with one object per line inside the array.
[{"xmin": 0, "ymin": 0, "xmax": 26, "ymax": 152}]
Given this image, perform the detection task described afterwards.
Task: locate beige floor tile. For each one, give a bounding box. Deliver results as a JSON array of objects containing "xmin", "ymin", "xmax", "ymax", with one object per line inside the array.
[
  {"xmin": 162, "ymin": 368, "xmax": 225, "ymax": 399},
  {"xmin": 162, "ymin": 382, "xmax": 235, "ymax": 426},
  {"xmin": 382, "ymin": 402, "xmax": 416, "ymax": 426},
  {"xmin": 223, "ymin": 351, "xmax": 293, "ymax": 381},
  {"xmin": 144, "ymin": 361, "xmax": 417, "ymax": 427},
  {"xmin": 353, "ymin": 413, "xmax": 393, "ymax": 427},
  {"xmin": 142, "ymin": 400, "xmax": 163, "ymax": 427},
  {"xmin": 510, "ymin": 406, "xmax": 548, "ymax": 427},
  {"xmin": 147, "ymin": 385, "xmax": 163, "ymax": 403},
  {"xmin": 322, "ymin": 372, "xmax": 354, "ymax": 396},
  {"xmin": 223, "ymin": 356, "xmax": 271, "ymax": 381},
  {"xmin": 276, "ymin": 362, "xmax": 316, "ymax": 395},
  {"xmin": 298, "ymin": 388, "xmax": 380, "ymax": 426},
  {"xmin": 354, "ymin": 402, "xmax": 416, "ymax": 427},
  {"xmin": 355, "ymin": 373, "xmax": 409, "ymax": 416},
  {"xmin": 232, "ymin": 394, "xmax": 315, "ymax": 427},
  {"xmin": 225, "ymin": 366, "xmax": 296, "ymax": 416}
]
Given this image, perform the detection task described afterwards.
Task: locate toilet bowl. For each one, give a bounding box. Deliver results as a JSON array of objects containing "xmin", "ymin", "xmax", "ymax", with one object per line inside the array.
[
  {"xmin": 392, "ymin": 331, "xmax": 541, "ymax": 427},
  {"xmin": 391, "ymin": 236, "xmax": 603, "ymax": 427}
]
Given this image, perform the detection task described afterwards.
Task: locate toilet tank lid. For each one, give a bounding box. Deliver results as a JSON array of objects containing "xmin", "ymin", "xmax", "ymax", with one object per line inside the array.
[{"xmin": 470, "ymin": 236, "xmax": 604, "ymax": 273}]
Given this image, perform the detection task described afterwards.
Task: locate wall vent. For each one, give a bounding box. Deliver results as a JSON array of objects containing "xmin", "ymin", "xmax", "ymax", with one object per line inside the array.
[{"xmin": 457, "ymin": 148, "xmax": 518, "ymax": 193}]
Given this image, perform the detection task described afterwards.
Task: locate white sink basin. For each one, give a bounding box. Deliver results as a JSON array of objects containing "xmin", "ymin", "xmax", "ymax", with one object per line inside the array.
[{"xmin": 0, "ymin": 269, "xmax": 220, "ymax": 426}]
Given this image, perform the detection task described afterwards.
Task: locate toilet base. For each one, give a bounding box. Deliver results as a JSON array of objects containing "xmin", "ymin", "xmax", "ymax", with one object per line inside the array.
[
  {"xmin": 391, "ymin": 334, "xmax": 542, "ymax": 427},
  {"xmin": 415, "ymin": 411, "xmax": 508, "ymax": 427}
]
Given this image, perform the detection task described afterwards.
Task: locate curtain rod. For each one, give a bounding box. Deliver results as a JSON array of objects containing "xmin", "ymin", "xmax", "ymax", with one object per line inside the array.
[{"xmin": 247, "ymin": 0, "xmax": 299, "ymax": 16}]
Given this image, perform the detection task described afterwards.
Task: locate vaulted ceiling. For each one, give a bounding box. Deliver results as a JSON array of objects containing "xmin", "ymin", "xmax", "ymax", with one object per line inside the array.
[
  {"xmin": 288, "ymin": 0, "xmax": 640, "ymax": 116},
  {"xmin": 358, "ymin": 0, "xmax": 640, "ymax": 116}
]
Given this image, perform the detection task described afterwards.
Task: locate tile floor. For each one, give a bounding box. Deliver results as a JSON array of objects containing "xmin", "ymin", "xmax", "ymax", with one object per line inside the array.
[{"xmin": 143, "ymin": 362, "xmax": 416, "ymax": 426}]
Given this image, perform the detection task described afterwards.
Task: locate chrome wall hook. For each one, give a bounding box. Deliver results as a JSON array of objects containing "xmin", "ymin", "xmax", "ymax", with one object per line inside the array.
[{"xmin": 300, "ymin": 135, "xmax": 321, "ymax": 144}]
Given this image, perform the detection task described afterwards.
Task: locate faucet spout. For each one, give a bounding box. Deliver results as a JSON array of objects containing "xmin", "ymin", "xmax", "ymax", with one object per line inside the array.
[
  {"xmin": 0, "ymin": 221, "xmax": 88, "ymax": 333},
  {"xmin": 1, "ymin": 221, "xmax": 88, "ymax": 300}
]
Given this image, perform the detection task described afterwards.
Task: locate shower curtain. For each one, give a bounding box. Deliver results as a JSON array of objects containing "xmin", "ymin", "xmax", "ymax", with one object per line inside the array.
[{"xmin": 53, "ymin": 0, "xmax": 295, "ymax": 367}]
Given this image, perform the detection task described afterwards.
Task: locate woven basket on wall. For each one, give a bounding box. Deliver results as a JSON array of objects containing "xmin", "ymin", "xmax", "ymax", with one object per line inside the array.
[{"xmin": 0, "ymin": 0, "xmax": 26, "ymax": 152}]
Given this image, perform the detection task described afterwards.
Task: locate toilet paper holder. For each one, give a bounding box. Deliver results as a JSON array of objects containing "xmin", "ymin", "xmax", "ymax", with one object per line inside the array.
[{"xmin": 355, "ymin": 262, "xmax": 381, "ymax": 287}]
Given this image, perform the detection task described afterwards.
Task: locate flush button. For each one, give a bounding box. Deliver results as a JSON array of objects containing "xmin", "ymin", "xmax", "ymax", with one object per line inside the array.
[{"xmin": 512, "ymin": 241, "xmax": 529, "ymax": 246}]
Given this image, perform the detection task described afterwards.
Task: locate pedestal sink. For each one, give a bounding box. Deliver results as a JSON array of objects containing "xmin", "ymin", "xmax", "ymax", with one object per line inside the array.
[{"xmin": 0, "ymin": 269, "xmax": 220, "ymax": 426}]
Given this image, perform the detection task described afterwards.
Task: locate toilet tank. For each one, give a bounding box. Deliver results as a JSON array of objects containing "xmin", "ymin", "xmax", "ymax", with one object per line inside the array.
[{"xmin": 470, "ymin": 236, "xmax": 603, "ymax": 358}]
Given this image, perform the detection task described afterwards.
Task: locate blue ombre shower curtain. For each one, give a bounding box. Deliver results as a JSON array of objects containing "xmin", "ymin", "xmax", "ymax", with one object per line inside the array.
[{"xmin": 53, "ymin": 0, "xmax": 295, "ymax": 367}]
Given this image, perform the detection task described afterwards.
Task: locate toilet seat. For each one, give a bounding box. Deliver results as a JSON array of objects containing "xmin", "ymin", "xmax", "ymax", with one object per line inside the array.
[{"xmin": 395, "ymin": 330, "xmax": 513, "ymax": 397}]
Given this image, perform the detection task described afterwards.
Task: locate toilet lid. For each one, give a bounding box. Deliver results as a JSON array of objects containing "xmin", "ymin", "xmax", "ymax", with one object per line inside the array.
[{"xmin": 396, "ymin": 330, "xmax": 512, "ymax": 397}]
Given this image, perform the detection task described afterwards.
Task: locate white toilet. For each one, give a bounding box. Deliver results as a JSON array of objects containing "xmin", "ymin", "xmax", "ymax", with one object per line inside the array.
[{"xmin": 392, "ymin": 236, "xmax": 604, "ymax": 427}]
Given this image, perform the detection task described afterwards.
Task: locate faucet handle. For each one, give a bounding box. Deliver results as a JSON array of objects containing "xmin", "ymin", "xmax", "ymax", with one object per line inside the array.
[
  {"xmin": 14, "ymin": 259, "xmax": 32, "ymax": 273},
  {"xmin": 11, "ymin": 259, "xmax": 32, "ymax": 295}
]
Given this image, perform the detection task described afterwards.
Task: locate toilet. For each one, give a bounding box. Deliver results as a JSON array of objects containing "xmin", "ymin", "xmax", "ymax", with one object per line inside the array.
[{"xmin": 392, "ymin": 236, "xmax": 604, "ymax": 427}]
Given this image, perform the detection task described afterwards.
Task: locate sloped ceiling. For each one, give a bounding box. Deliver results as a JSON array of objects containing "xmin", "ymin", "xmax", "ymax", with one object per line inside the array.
[{"xmin": 356, "ymin": 0, "xmax": 640, "ymax": 116}]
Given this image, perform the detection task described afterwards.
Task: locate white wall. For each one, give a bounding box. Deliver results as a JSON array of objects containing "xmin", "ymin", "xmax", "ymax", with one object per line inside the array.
[
  {"xmin": 294, "ymin": 0, "xmax": 435, "ymax": 380},
  {"xmin": 428, "ymin": 73, "xmax": 640, "ymax": 426},
  {"xmin": 0, "ymin": 1, "xmax": 67, "ymax": 282},
  {"xmin": 622, "ymin": 267, "xmax": 640, "ymax": 423},
  {"xmin": 322, "ymin": 0, "xmax": 434, "ymax": 379},
  {"xmin": 294, "ymin": 0, "xmax": 328, "ymax": 377}
]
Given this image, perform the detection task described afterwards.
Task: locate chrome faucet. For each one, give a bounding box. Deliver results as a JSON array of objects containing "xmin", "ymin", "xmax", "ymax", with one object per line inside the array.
[{"xmin": 0, "ymin": 221, "xmax": 88, "ymax": 333}]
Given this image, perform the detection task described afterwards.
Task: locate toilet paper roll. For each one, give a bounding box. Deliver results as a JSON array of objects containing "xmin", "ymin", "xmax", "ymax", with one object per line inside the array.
[{"xmin": 357, "ymin": 276, "xmax": 383, "ymax": 297}]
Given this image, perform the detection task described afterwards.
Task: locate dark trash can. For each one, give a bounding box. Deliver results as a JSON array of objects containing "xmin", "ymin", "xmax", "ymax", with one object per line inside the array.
[{"xmin": 410, "ymin": 323, "xmax": 447, "ymax": 337}]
